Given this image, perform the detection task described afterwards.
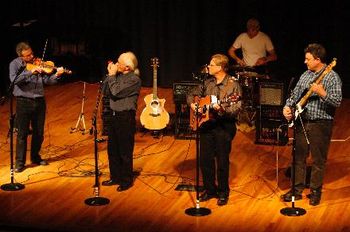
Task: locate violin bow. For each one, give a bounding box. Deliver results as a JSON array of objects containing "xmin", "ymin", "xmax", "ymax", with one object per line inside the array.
[{"xmin": 41, "ymin": 38, "xmax": 49, "ymax": 62}]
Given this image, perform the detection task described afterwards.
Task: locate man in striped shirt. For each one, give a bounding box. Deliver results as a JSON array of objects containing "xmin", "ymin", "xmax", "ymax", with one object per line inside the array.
[{"xmin": 281, "ymin": 43, "xmax": 342, "ymax": 206}]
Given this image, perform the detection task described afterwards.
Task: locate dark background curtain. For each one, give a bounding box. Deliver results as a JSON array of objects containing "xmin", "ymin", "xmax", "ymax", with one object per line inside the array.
[{"xmin": 1, "ymin": 0, "xmax": 349, "ymax": 97}]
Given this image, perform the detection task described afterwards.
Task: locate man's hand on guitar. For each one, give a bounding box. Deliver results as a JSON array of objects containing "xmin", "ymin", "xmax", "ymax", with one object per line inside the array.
[
  {"xmin": 191, "ymin": 103, "xmax": 203, "ymax": 114},
  {"xmin": 283, "ymin": 106, "xmax": 293, "ymax": 121},
  {"xmin": 310, "ymin": 83, "xmax": 327, "ymax": 98}
]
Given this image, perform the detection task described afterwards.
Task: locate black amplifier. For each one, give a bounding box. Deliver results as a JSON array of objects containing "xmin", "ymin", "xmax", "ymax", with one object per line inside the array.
[{"xmin": 173, "ymin": 81, "xmax": 200, "ymax": 103}]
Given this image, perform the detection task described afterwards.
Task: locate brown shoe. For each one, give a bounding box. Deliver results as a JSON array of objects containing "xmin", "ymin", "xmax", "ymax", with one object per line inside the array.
[{"xmin": 308, "ymin": 189, "xmax": 321, "ymax": 206}]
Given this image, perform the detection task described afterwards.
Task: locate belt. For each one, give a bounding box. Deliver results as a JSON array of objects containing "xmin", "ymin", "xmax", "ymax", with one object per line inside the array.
[
  {"xmin": 305, "ymin": 119, "xmax": 333, "ymax": 123},
  {"xmin": 16, "ymin": 96, "xmax": 44, "ymax": 100},
  {"xmin": 112, "ymin": 110, "xmax": 135, "ymax": 116}
]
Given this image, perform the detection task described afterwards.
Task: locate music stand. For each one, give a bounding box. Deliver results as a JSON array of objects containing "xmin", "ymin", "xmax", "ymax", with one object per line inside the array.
[
  {"xmin": 185, "ymin": 76, "xmax": 211, "ymax": 216},
  {"xmin": 280, "ymin": 116, "xmax": 306, "ymax": 216},
  {"xmin": 85, "ymin": 82, "xmax": 109, "ymax": 206},
  {"xmin": 1, "ymin": 77, "xmax": 25, "ymax": 191}
]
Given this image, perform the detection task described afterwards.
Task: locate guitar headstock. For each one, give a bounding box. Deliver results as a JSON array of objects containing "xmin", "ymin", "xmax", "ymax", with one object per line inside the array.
[
  {"xmin": 329, "ymin": 58, "xmax": 337, "ymax": 69},
  {"xmin": 223, "ymin": 93, "xmax": 241, "ymax": 105},
  {"xmin": 151, "ymin": 57, "xmax": 159, "ymax": 69}
]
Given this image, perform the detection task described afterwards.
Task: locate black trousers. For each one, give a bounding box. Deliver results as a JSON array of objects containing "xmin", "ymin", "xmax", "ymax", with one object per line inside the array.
[
  {"xmin": 294, "ymin": 120, "xmax": 333, "ymax": 190},
  {"xmin": 107, "ymin": 110, "xmax": 136, "ymax": 185},
  {"xmin": 199, "ymin": 121, "xmax": 236, "ymax": 196},
  {"xmin": 15, "ymin": 97, "xmax": 46, "ymax": 166}
]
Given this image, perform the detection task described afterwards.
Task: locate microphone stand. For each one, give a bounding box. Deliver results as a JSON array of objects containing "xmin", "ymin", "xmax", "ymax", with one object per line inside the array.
[
  {"xmin": 85, "ymin": 81, "xmax": 109, "ymax": 206},
  {"xmin": 185, "ymin": 75, "xmax": 211, "ymax": 216},
  {"xmin": 280, "ymin": 110, "xmax": 307, "ymax": 216},
  {"xmin": 1, "ymin": 76, "xmax": 25, "ymax": 191}
]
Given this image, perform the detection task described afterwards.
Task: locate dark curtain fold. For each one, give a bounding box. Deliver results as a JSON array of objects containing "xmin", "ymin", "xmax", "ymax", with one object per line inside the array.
[{"xmin": 1, "ymin": 0, "xmax": 350, "ymax": 97}]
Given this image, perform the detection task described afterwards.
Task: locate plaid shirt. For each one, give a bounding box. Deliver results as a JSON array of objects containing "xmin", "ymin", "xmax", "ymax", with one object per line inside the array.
[{"xmin": 285, "ymin": 66, "xmax": 342, "ymax": 120}]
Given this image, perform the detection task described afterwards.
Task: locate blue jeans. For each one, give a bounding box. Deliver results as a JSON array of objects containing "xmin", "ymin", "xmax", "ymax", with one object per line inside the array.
[{"xmin": 15, "ymin": 97, "xmax": 46, "ymax": 167}]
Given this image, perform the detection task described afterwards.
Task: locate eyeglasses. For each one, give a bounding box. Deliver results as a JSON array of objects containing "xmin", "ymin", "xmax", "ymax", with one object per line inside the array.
[{"xmin": 21, "ymin": 52, "xmax": 34, "ymax": 58}]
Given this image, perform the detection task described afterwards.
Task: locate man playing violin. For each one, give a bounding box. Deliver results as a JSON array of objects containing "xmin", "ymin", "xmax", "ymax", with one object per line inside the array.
[
  {"xmin": 9, "ymin": 41, "xmax": 65, "ymax": 172},
  {"xmin": 187, "ymin": 54, "xmax": 242, "ymax": 206}
]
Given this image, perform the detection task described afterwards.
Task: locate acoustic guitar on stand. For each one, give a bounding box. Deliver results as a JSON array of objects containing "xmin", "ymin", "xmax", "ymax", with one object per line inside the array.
[
  {"xmin": 140, "ymin": 57, "xmax": 170, "ymax": 130},
  {"xmin": 190, "ymin": 94, "xmax": 240, "ymax": 131}
]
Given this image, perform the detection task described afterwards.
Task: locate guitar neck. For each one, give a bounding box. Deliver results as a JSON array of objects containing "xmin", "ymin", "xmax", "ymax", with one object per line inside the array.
[
  {"xmin": 298, "ymin": 59, "xmax": 336, "ymax": 108},
  {"xmin": 152, "ymin": 67, "xmax": 158, "ymax": 99}
]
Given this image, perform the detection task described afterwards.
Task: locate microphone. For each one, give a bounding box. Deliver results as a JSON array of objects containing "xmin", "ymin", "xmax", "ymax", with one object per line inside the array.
[
  {"xmin": 192, "ymin": 64, "xmax": 210, "ymax": 80},
  {"xmin": 200, "ymin": 64, "xmax": 209, "ymax": 74},
  {"xmin": 287, "ymin": 77, "xmax": 295, "ymax": 92}
]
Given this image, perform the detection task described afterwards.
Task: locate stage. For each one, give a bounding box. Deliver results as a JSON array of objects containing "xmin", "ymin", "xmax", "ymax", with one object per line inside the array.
[{"xmin": 0, "ymin": 81, "xmax": 349, "ymax": 232}]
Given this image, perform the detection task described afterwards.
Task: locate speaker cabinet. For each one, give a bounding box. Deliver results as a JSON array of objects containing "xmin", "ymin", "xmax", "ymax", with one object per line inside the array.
[
  {"xmin": 255, "ymin": 82, "xmax": 288, "ymax": 145},
  {"xmin": 259, "ymin": 81, "xmax": 284, "ymax": 106},
  {"xmin": 173, "ymin": 81, "xmax": 200, "ymax": 139}
]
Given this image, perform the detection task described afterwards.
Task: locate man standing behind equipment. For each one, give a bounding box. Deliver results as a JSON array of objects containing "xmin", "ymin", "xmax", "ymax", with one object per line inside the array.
[{"xmin": 228, "ymin": 18, "xmax": 277, "ymax": 68}]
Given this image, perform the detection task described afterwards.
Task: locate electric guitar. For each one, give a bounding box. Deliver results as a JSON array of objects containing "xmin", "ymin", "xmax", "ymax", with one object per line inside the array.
[
  {"xmin": 289, "ymin": 58, "xmax": 337, "ymax": 127},
  {"xmin": 190, "ymin": 93, "xmax": 240, "ymax": 131},
  {"xmin": 140, "ymin": 57, "xmax": 170, "ymax": 130}
]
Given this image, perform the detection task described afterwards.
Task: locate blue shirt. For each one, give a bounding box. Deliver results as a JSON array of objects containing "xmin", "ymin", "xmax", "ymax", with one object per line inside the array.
[
  {"xmin": 285, "ymin": 66, "xmax": 342, "ymax": 120},
  {"xmin": 9, "ymin": 57, "xmax": 60, "ymax": 98}
]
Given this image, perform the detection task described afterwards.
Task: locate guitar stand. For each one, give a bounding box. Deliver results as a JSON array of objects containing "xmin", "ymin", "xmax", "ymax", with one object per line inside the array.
[{"xmin": 71, "ymin": 82, "xmax": 87, "ymax": 134}]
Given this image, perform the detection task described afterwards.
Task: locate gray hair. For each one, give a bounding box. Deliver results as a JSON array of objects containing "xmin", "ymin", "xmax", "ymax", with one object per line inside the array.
[{"xmin": 119, "ymin": 51, "xmax": 140, "ymax": 76}]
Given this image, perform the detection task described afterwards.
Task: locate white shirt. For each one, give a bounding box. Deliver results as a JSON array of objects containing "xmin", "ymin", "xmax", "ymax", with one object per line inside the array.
[{"xmin": 232, "ymin": 31, "xmax": 274, "ymax": 67}]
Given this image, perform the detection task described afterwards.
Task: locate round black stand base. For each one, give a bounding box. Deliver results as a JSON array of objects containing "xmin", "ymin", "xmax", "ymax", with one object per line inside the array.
[
  {"xmin": 280, "ymin": 207, "xmax": 306, "ymax": 216},
  {"xmin": 84, "ymin": 197, "xmax": 110, "ymax": 206},
  {"xmin": 185, "ymin": 207, "xmax": 211, "ymax": 216},
  {"xmin": 1, "ymin": 183, "xmax": 25, "ymax": 191}
]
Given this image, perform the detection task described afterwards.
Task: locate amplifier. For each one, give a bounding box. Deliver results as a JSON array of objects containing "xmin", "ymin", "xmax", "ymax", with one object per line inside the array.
[
  {"xmin": 259, "ymin": 82, "xmax": 284, "ymax": 106},
  {"xmin": 173, "ymin": 81, "xmax": 200, "ymax": 103}
]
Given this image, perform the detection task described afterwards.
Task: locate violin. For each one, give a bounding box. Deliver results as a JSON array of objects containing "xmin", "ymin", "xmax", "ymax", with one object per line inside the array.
[{"xmin": 26, "ymin": 58, "xmax": 72, "ymax": 74}]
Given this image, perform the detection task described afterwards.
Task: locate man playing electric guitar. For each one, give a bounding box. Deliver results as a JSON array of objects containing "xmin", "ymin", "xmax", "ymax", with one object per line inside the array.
[
  {"xmin": 187, "ymin": 54, "xmax": 242, "ymax": 206},
  {"xmin": 281, "ymin": 43, "xmax": 342, "ymax": 206}
]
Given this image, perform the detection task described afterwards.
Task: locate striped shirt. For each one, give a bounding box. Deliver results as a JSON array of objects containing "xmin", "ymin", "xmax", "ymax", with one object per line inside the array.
[{"xmin": 285, "ymin": 66, "xmax": 342, "ymax": 120}]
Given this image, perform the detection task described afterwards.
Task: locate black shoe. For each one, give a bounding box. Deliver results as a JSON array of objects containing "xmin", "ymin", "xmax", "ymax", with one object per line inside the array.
[
  {"xmin": 309, "ymin": 189, "xmax": 321, "ymax": 206},
  {"xmin": 199, "ymin": 191, "xmax": 218, "ymax": 202},
  {"xmin": 102, "ymin": 179, "xmax": 120, "ymax": 186},
  {"xmin": 33, "ymin": 160, "xmax": 48, "ymax": 166},
  {"xmin": 217, "ymin": 196, "xmax": 228, "ymax": 206},
  {"xmin": 281, "ymin": 189, "xmax": 303, "ymax": 202},
  {"xmin": 117, "ymin": 183, "xmax": 133, "ymax": 192},
  {"xmin": 15, "ymin": 166, "xmax": 25, "ymax": 173}
]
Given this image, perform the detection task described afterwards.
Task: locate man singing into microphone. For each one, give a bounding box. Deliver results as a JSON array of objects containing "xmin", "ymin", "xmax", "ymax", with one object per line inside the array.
[{"xmin": 187, "ymin": 54, "xmax": 242, "ymax": 206}]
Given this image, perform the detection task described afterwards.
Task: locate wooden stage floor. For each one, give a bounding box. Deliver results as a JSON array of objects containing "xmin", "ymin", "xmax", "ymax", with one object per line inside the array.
[{"xmin": 0, "ymin": 81, "xmax": 350, "ymax": 232}]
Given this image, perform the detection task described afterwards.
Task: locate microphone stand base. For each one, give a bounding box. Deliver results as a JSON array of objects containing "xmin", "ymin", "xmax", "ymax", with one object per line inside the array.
[
  {"xmin": 280, "ymin": 206, "xmax": 306, "ymax": 216},
  {"xmin": 1, "ymin": 182, "xmax": 25, "ymax": 191},
  {"xmin": 185, "ymin": 207, "xmax": 211, "ymax": 216},
  {"xmin": 85, "ymin": 196, "xmax": 110, "ymax": 206}
]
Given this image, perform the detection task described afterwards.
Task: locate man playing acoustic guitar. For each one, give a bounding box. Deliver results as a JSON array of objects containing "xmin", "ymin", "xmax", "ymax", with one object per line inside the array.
[{"xmin": 187, "ymin": 54, "xmax": 242, "ymax": 206}]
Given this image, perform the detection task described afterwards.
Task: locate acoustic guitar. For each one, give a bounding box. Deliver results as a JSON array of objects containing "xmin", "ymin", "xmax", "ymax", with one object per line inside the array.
[
  {"xmin": 190, "ymin": 94, "xmax": 240, "ymax": 131},
  {"xmin": 140, "ymin": 57, "xmax": 170, "ymax": 130}
]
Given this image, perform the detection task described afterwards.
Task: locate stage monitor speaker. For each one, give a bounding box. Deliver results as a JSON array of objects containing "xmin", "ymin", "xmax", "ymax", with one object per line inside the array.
[{"xmin": 259, "ymin": 82, "xmax": 284, "ymax": 106}]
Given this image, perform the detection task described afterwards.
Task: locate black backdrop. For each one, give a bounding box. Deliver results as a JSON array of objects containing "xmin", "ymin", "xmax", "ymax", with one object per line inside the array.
[{"xmin": 1, "ymin": 0, "xmax": 349, "ymax": 97}]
